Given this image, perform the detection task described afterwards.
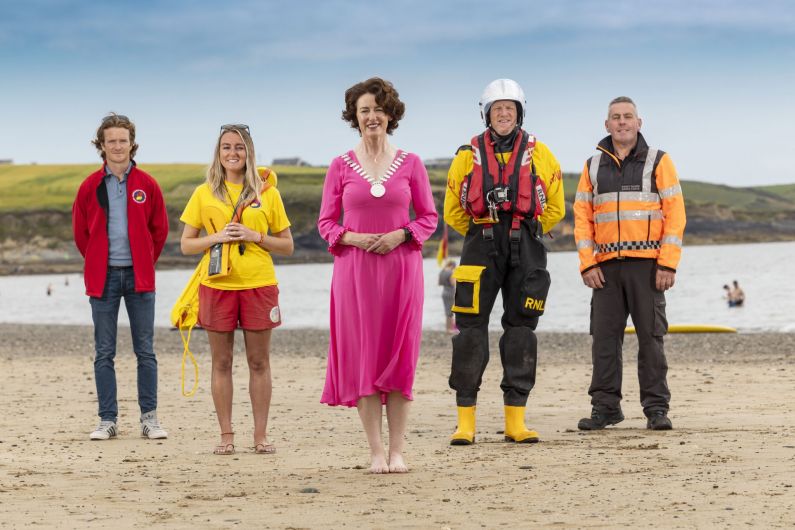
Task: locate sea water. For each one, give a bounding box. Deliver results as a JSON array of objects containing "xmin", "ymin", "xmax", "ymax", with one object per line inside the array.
[{"xmin": 1, "ymin": 241, "xmax": 793, "ymax": 332}]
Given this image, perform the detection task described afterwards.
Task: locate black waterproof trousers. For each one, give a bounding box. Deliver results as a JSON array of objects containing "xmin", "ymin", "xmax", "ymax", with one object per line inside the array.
[
  {"xmin": 450, "ymin": 214, "xmax": 549, "ymax": 407},
  {"xmin": 589, "ymin": 258, "xmax": 671, "ymax": 415}
]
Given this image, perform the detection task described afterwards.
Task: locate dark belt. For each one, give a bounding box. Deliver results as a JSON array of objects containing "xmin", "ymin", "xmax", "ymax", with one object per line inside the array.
[{"xmin": 108, "ymin": 265, "xmax": 133, "ymax": 270}]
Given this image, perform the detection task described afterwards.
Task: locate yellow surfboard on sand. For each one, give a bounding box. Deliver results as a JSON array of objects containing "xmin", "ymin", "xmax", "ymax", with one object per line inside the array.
[{"xmin": 625, "ymin": 324, "xmax": 737, "ymax": 334}]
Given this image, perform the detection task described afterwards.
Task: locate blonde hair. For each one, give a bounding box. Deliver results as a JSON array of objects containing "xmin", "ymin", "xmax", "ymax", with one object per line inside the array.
[{"xmin": 206, "ymin": 126, "xmax": 261, "ymax": 205}]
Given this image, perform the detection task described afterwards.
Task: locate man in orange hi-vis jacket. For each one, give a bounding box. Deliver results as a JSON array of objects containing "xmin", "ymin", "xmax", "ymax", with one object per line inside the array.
[{"xmin": 573, "ymin": 96, "xmax": 686, "ymax": 432}]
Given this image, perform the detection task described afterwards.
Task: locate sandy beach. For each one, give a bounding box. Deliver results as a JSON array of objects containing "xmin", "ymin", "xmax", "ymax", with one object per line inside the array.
[{"xmin": 0, "ymin": 323, "xmax": 793, "ymax": 528}]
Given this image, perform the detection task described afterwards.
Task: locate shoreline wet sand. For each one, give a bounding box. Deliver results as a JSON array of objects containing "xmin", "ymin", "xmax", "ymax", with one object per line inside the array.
[{"xmin": 1, "ymin": 324, "xmax": 793, "ymax": 528}]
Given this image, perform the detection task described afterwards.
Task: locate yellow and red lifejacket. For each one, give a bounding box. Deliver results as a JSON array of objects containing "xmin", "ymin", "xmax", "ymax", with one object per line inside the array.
[{"xmin": 459, "ymin": 129, "xmax": 546, "ymax": 222}]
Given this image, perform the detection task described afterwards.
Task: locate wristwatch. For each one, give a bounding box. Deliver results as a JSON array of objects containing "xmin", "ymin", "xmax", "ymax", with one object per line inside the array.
[{"xmin": 403, "ymin": 227, "xmax": 412, "ymax": 242}]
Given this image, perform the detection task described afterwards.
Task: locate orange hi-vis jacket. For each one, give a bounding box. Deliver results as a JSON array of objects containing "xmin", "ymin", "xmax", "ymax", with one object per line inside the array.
[{"xmin": 573, "ymin": 133, "xmax": 686, "ymax": 273}]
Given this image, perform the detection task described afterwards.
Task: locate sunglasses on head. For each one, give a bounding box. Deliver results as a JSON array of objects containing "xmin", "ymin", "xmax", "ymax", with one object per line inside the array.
[
  {"xmin": 220, "ymin": 123, "xmax": 250, "ymax": 134},
  {"xmin": 102, "ymin": 114, "xmax": 130, "ymax": 123}
]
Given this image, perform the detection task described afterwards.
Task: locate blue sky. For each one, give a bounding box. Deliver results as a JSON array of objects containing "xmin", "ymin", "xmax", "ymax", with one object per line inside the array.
[{"xmin": 1, "ymin": 0, "xmax": 793, "ymax": 185}]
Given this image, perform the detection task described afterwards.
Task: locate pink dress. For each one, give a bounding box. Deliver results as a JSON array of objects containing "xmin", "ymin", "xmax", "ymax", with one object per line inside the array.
[{"xmin": 317, "ymin": 150, "xmax": 438, "ymax": 407}]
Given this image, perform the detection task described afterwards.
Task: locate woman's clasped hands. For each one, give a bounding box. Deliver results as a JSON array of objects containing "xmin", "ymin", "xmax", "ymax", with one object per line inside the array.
[
  {"xmin": 342, "ymin": 230, "xmax": 405, "ymax": 255},
  {"xmin": 217, "ymin": 222, "xmax": 258, "ymax": 244}
]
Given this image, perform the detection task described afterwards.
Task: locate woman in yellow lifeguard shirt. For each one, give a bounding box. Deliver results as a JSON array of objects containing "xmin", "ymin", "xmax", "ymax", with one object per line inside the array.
[{"xmin": 180, "ymin": 124, "xmax": 293, "ymax": 455}]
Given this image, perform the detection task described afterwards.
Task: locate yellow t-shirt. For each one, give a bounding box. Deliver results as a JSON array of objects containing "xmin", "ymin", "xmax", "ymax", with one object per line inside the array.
[{"xmin": 180, "ymin": 180, "xmax": 291, "ymax": 290}]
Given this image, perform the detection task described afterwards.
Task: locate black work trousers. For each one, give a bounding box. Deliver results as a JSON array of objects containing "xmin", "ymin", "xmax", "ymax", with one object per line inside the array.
[
  {"xmin": 589, "ymin": 258, "xmax": 671, "ymax": 415},
  {"xmin": 450, "ymin": 215, "xmax": 548, "ymax": 407}
]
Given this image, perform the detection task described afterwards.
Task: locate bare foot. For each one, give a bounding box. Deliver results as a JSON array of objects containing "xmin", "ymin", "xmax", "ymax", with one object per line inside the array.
[
  {"xmin": 369, "ymin": 453, "xmax": 390, "ymax": 474},
  {"xmin": 388, "ymin": 453, "xmax": 408, "ymax": 473}
]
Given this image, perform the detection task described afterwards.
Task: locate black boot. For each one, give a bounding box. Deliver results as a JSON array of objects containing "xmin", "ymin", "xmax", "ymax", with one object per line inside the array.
[
  {"xmin": 646, "ymin": 410, "xmax": 673, "ymax": 430},
  {"xmin": 577, "ymin": 408, "xmax": 624, "ymax": 431}
]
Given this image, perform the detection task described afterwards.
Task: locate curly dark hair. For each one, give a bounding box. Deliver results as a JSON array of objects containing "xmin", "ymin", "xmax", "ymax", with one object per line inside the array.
[
  {"xmin": 92, "ymin": 113, "xmax": 139, "ymax": 160},
  {"xmin": 341, "ymin": 77, "xmax": 405, "ymax": 135}
]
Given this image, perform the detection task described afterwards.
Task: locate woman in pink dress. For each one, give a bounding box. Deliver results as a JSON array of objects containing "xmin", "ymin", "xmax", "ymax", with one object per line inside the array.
[{"xmin": 317, "ymin": 78, "xmax": 438, "ymax": 473}]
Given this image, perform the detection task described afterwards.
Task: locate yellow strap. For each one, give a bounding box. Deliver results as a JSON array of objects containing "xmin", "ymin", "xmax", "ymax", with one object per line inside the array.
[{"xmin": 179, "ymin": 323, "xmax": 199, "ymax": 397}]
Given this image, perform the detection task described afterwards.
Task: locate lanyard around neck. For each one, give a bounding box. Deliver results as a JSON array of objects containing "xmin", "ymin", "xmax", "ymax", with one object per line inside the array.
[
  {"xmin": 222, "ymin": 182, "xmax": 247, "ymax": 222},
  {"xmin": 221, "ymin": 182, "xmax": 247, "ymax": 255}
]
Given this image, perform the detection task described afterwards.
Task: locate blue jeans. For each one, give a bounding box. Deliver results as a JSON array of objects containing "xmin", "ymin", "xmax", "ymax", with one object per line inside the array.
[{"xmin": 89, "ymin": 266, "xmax": 158, "ymax": 422}]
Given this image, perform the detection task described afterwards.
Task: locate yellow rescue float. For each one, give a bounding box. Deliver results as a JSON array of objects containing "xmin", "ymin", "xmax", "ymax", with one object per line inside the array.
[{"xmin": 625, "ymin": 324, "xmax": 737, "ymax": 334}]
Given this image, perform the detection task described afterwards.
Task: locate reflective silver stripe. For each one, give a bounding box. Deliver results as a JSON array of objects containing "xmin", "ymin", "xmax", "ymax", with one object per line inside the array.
[
  {"xmin": 575, "ymin": 191, "xmax": 593, "ymax": 203},
  {"xmin": 589, "ymin": 153, "xmax": 601, "ymax": 194},
  {"xmin": 661, "ymin": 235, "xmax": 683, "ymax": 247},
  {"xmin": 594, "ymin": 209, "xmax": 664, "ymax": 224},
  {"xmin": 593, "ymin": 191, "xmax": 661, "ymax": 206},
  {"xmin": 577, "ymin": 239, "xmax": 594, "ymax": 249},
  {"xmin": 642, "ymin": 148, "xmax": 658, "ymax": 193},
  {"xmin": 594, "ymin": 211, "xmax": 617, "ymax": 223},
  {"xmin": 659, "ymin": 184, "xmax": 682, "ymax": 199}
]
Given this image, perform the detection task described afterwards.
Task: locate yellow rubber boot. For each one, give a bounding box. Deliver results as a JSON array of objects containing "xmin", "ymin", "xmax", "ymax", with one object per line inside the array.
[
  {"xmin": 504, "ymin": 406, "xmax": 540, "ymax": 443},
  {"xmin": 450, "ymin": 406, "xmax": 476, "ymax": 445}
]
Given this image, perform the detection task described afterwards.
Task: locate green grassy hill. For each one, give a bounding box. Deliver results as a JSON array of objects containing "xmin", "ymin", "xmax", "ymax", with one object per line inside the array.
[
  {"xmin": 748, "ymin": 183, "xmax": 795, "ymax": 203},
  {"xmin": 561, "ymin": 173, "xmax": 795, "ymax": 212},
  {"xmin": 1, "ymin": 163, "xmax": 793, "ymax": 273},
  {"xmin": 5, "ymin": 163, "xmax": 790, "ymax": 216},
  {"xmin": 0, "ymin": 163, "xmax": 331, "ymax": 212}
]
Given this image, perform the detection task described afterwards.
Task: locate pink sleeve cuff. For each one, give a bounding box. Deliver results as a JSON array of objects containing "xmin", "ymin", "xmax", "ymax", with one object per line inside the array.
[
  {"xmin": 405, "ymin": 224, "xmax": 423, "ymax": 251},
  {"xmin": 327, "ymin": 227, "xmax": 347, "ymax": 256}
]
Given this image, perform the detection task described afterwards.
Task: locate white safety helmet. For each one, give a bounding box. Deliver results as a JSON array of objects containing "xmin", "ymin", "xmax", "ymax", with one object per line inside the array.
[{"xmin": 479, "ymin": 78, "xmax": 526, "ymax": 128}]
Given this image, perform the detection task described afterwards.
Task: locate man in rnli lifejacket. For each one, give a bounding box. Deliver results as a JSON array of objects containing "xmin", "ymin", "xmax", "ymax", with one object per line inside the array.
[
  {"xmin": 573, "ymin": 96, "xmax": 686, "ymax": 431},
  {"xmin": 443, "ymin": 79, "xmax": 565, "ymax": 445}
]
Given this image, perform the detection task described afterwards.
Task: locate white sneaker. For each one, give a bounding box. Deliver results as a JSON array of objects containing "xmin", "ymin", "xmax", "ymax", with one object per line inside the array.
[
  {"xmin": 141, "ymin": 411, "xmax": 168, "ymax": 439},
  {"xmin": 90, "ymin": 420, "xmax": 118, "ymax": 440}
]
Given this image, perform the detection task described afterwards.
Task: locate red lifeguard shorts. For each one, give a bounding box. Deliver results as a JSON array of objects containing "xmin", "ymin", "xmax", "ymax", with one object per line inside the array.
[{"xmin": 198, "ymin": 284, "xmax": 281, "ymax": 332}]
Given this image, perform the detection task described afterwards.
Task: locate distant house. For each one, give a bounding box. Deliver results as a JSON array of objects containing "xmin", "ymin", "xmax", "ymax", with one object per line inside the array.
[
  {"xmin": 272, "ymin": 157, "xmax": 312, "ymax": 167},
  {"xmin": 0, "ymin": 159, "xmax": 12, "ymax": 165},
  {"xmin": 423, "ymin": 157, "xmax": 453, "ymax": 170}
]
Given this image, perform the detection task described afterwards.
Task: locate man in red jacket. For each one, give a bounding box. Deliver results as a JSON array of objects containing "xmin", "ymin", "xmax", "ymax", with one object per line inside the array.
[{"xmin": 72, "ymin": 113, "xmax": 169, "ymax": 440}]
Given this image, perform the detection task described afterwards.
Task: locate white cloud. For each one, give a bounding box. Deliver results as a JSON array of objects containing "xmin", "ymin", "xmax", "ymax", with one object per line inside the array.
[
  {"xmin": 1, "ymin": 0, "xmax": 794, "ymax": 184},
  {"xmin": 5, "ymin": 0, "xmax": 793, "ymax": 68}
]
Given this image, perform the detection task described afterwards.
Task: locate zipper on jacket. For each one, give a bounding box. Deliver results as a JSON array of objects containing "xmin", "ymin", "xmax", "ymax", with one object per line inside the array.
[
  {"xmin": 96, "ymin": 179, "xmax": 111, "ymax": 240},
  {"xmin": 616, "ymin": 160, "xmax": 622, "ymax": 258}
]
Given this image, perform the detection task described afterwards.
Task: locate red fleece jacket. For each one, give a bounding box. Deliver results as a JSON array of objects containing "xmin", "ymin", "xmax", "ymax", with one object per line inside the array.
[{"xmin": 72, "ymin": 164, "xmax": 169, "ymax": 297}]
